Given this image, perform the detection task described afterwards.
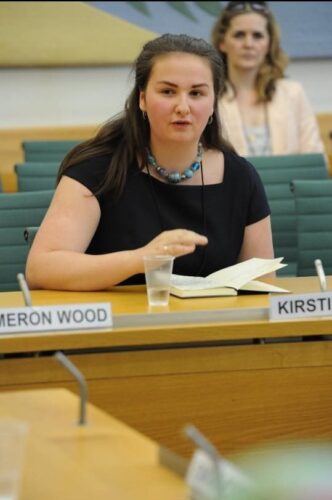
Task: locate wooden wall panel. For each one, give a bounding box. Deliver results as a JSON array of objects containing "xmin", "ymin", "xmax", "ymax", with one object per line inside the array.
[
  {"xmin": 1, "ymin": 341, "xmax": 332, "ymax": 457},
  {"xmin": 0, "ymin": 125, "xmax": 98, "ymax": 191},
  {"xmin": 317, "ymin": 112, "xmax": 332, "ymax": 175}
]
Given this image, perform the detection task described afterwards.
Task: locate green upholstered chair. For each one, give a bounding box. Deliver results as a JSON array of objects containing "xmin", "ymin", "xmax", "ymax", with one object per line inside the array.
[
  {"xmin": 22, "ymin": 140, "xmax": 80, "ymax": 162},
  {"xmin": 291, "ymin": 179, "xmax": 332, "ymax": 276},
  {"xmin": 247, "ymin": 153, "xmax": 328, "ymax": 276},
  {"xmin": 0, "ymin": 190, "xmax": 54, "ymax": 291},
  {"xmin": 15, "ymin": 162, "xmax": 59, "ymax": 191}
]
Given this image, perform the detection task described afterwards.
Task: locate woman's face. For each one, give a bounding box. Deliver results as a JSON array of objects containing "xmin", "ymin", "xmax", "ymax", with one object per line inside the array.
[
  {"xmin": 139, "ymin": 53, "xmax": 215, "ymax": 147},
  {"xmin": 219, "ymin": 12, "xmax": 270, "ymax": 72}
]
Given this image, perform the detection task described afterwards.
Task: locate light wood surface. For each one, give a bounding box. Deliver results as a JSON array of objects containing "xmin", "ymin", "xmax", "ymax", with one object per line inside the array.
[
  {"xmin": 1, "ymin": 277, "xmax": 332, "ymax": 352},
  {"xmin": 0, "ymin": 389, "xmax": 187, "ymax": 500},
  {"xmin": 1, "ymin": 277, "xmax": 332, "ymax": 457}
]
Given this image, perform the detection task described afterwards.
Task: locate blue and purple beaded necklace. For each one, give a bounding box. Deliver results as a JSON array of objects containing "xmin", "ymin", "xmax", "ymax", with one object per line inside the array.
[{"xmin": 146, "ymin": 142, "xmax": 203, "ymax": 184}]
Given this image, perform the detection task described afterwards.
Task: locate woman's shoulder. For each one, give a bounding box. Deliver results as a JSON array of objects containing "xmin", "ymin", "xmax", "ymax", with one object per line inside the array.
[
  {"xmin": 274, "ymin": 78, "xmax": 306, "ymax": 97},
  {"xmin": 63, "ymin": 154, "xmax": 112, "ymax": 193},
  {"xmin": 65, "ymin": 153, "xmax": 112, "ymax": 177},
  {"xmin": 224, "ymin": 150, "xmax": 259, "ymax": 182},
  {"xmin": 224, "ymin": 149, "xmax": 252, "ymax": 169},
  {"xmin": 67, "ymin": 153, "xmax": 112, "ymax": 172}
]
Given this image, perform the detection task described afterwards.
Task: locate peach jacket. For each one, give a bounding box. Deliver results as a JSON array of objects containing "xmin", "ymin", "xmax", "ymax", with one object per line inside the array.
[{"xmin": 218, "ymin": 79, "xmax": 324, "ymax": 156}]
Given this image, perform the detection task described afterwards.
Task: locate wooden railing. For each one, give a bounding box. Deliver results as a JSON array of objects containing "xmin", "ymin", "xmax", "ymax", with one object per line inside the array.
[{"xmin": 1, "ymin": 116, "xmax": 331, "ymax": 192}]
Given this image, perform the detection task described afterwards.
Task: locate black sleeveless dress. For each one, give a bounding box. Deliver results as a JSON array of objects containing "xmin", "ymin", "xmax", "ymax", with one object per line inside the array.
[{"xmin": 64, "ymin": 150, "xmax": 270, "ymax": 284}]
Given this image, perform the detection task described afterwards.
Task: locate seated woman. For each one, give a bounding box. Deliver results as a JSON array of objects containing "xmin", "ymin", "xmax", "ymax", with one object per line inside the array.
[
  {"xmin": 26, "ymin": 33, "xmax": 274, "ymax": 291},
  {"xmin": 211, "ymin": 1, "xmax": 325, "ymax": 156}
]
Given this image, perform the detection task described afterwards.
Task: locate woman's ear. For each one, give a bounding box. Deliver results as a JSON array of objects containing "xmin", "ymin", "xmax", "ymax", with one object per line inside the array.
[
  {"xmin": 218, "ymin": 40, "xmax": 226, "ymax": 54},
  {"xmin": 139, "ymin": 90, "xmax": 146, "ymax": 112}
]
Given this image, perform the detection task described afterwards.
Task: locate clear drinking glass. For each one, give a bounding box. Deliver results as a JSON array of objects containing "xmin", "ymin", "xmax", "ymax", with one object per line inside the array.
[{"xmin": 143, "ymin": 255, "xmax": 174, "ymax": 307}]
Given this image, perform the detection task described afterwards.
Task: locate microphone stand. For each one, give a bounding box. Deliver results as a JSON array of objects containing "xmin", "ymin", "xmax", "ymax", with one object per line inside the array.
[
  {"xmin": 54, "ymin": 351, "xmax": 88, "ymax": 426},
  {"xmin": 314, "ymin": 259, "xmax": 328, "ymax": 292},
  {"xmin": 184, "ymin": 424, "xmax": 253, "ymax": 499},
  {"xmin": 16, "ymin": 274, "xmax": 88, "ymax": 426},
  {"xmin": 184, "ymin": 424, "xmax": 224, "ymax": 496},
  {"xmin": 17, "ymin": 273, "xmax": 32, "ymax": 307}
]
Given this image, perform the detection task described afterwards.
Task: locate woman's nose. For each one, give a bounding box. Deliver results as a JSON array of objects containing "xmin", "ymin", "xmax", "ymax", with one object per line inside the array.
[
  {"xmin": 175, "ymin": 96, "xmax": 190, "ymax": 115},
  {"xmin": 243, "ymin": 34, "xmax": 255, "ymax": 46}
]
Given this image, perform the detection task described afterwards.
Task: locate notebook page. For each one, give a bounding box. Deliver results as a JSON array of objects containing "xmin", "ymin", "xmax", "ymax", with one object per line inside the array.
[{"xmin": 207, "ymin": 258, "xmax": 286, "ymax": 290}]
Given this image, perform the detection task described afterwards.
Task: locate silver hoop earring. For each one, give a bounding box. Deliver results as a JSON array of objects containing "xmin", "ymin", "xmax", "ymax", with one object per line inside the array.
[
  {"xmin": 208, "ymin": 115, "xmax": 213, "ymax": 125},
  {"xmin": 142, "ymin": 111, "xmax": 147, "ymax": 120}
]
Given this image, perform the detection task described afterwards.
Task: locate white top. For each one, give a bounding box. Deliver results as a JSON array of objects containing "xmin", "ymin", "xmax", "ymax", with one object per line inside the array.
[{"xmin": 243, "ymin": 125, "xmax": 272, "ymax": 156}]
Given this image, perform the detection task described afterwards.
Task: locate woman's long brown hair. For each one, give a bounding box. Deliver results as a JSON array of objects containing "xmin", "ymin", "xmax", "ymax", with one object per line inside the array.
[{"xmin": 58, "ymin": 33, "xmax": 234, "ymax": 198}]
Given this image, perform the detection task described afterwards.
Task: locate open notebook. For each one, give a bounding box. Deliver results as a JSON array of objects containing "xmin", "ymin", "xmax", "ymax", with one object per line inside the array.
[{"xmin": 170, "ymin": 257, "xmax": 289, "ymax": 298}]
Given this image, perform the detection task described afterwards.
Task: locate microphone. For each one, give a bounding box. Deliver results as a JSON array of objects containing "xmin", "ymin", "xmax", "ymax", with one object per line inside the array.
[
  {"xmin": 314, "ymin": 259, "xmax": 328, "ymax": 292},
  {"xmin": 184, "ymin": 424, "xmax": 223, "ymax": 496},
  {"xmin": 16, "ymin": 273, "xmax": 32, "ymax": 307},
  {"xmin": 184, "ymin": 424, "xmax": 253, "ymax": 498},
  {"xmin": 54, "ymin": 351, "xmax": 88, "ymax": 426},
  {"xmin": 185, "ymin": 423, "xmax": 220, "ymax": 462}
]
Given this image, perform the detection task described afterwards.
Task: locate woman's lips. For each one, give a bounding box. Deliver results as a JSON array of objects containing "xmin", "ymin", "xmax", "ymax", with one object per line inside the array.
[{"xmin": 171, "ymin": 121, "xmax": 191, "ymax": 126}]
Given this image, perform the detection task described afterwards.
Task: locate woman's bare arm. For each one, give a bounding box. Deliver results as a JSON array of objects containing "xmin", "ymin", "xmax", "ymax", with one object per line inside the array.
[{"xmin": 238, "ymin": 215, "xmax": 276, "ymax": 278}]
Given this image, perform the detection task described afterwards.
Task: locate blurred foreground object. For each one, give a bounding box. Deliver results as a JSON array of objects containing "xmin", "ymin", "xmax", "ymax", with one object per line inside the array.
[{"xmin": 228, "ymin": 441, "xmax": 332, "ymax": 500}]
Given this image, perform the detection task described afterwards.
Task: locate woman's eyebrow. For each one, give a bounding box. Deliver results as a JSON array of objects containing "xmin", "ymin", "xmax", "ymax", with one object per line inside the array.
[
  {"xmin": 155, "ymin": 80, "xmax": 177, "ymax": 86},
  {"xmin": 155, "ymin": 80, "xmax": 209, "ymax": 88}
]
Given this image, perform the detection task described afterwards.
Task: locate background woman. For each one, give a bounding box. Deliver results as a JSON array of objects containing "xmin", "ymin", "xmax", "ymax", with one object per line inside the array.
[{"xmin": 211, "ymin": 1, "xmax": 325, "ymax": 156}]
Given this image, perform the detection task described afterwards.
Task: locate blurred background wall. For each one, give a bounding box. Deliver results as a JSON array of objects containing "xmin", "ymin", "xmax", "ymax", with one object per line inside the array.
[{"xmin": 0, "ymin": 1, "xmax": 331, "ymax": 128}]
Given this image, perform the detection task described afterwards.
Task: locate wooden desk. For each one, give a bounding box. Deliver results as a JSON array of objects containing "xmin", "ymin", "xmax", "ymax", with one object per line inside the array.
[
  {"xmin": 1, "ymin": 277, "xmax": 332, "ymax": 457},
  {"xmin": 0, "ymin": 389, "xmax": 187, "ymax": 500}
]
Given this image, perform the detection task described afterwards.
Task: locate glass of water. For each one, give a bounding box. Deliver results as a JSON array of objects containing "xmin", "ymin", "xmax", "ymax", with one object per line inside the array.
[{"xmin": 143, "ymin": 255, "xmax": 174, "ymax": 307}]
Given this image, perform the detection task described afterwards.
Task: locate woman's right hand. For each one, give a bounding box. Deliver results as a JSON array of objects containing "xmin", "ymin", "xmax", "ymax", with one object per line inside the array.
[{"xmin": 141, "ymin": 229, "xmax": 208, "ymax": 260}]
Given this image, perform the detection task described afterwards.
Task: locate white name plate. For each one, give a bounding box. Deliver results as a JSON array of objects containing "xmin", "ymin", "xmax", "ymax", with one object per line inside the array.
[
  {"xmin": 0, "ymin": 303, "xmax": 112, "ymax": 334},
  {"xmin": 270, "ymin": 292, "xmax": 332, "ymax": 320}
]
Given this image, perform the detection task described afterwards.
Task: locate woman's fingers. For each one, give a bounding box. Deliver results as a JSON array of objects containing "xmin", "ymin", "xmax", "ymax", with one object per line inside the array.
[
  {"xmin": 159, "ymin": 230, "xmax": 208, "ymax": 256},
  {"xmin": 141, "ymin": 229, "xmax": 208, "ymax": 262},
  {"xmin": 162, "ymin": 242, "xmax": 196, "ymax": 256}
]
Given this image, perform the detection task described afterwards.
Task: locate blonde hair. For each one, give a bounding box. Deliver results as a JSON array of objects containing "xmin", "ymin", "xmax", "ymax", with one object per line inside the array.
[{"xmin": 211, "ymin": 2, "xmax": 289, "ymax": 102}]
